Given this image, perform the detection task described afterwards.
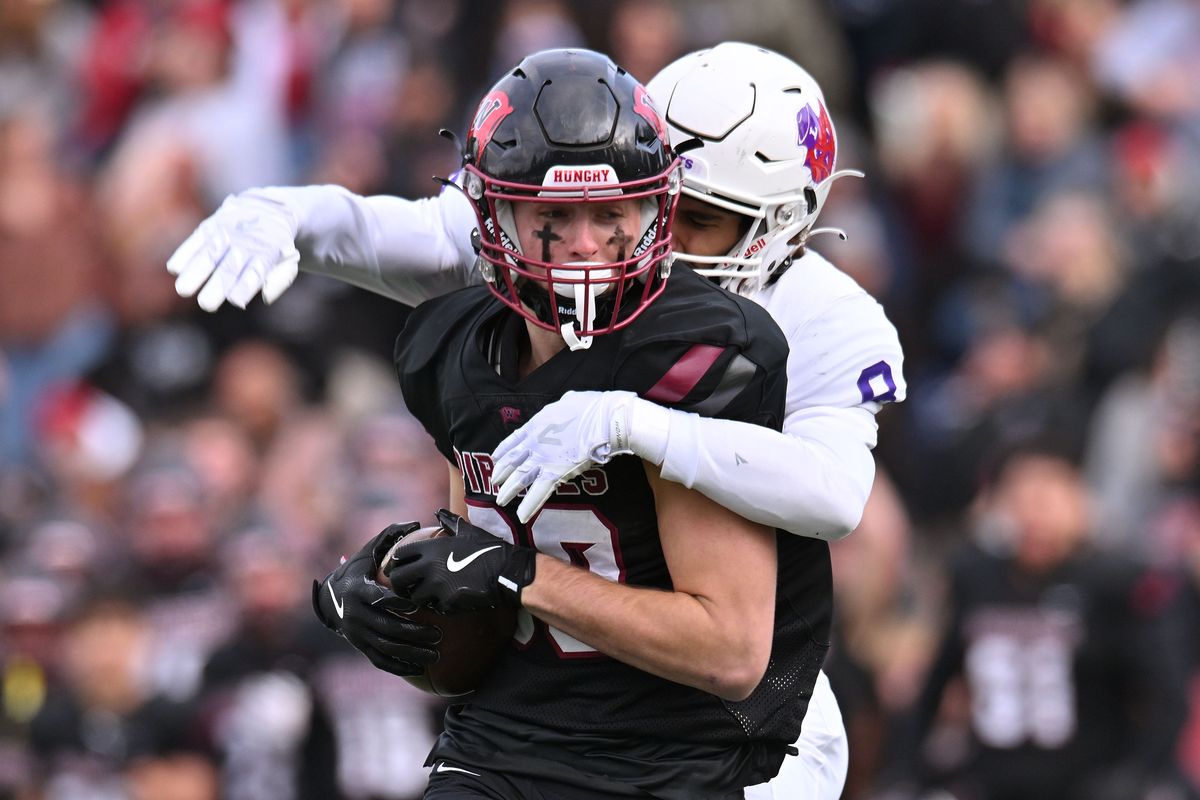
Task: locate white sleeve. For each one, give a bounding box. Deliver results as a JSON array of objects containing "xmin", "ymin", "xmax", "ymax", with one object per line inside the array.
[
  {"xmin": 655, "ymin": 289, "xmax": 905, "ymax": 540},
  {"xmin": 656, "ymin": 404, "xmax": 879, "ymax": 539},
  {"xmin": 245, "ymin": 183, "xmax": 482, "ymax": 306}
]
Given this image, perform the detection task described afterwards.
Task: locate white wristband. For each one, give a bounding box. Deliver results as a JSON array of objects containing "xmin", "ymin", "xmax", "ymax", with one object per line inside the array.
[{"xmin": 625, "ymin": 397, "xmax": 672, "ymax": 465}]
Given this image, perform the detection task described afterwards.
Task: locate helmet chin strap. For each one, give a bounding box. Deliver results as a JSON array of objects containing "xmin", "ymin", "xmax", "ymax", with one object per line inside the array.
[
  {"xmin": 553, "ymin": 262, "xmax": 610, "ymax": 351},
  {"xmin": 560, "ymin": 321, "xmax": 592, "ymax": 350},
  {"xmin": 559, "ymin": 285, "xmax": 594, "ymax": 348}
]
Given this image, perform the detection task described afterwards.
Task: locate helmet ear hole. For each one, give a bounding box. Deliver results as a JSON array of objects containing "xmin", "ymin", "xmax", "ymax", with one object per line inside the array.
[{"xmin": 804, "ymin": 187, "xmax": 818, "ymax": 216}]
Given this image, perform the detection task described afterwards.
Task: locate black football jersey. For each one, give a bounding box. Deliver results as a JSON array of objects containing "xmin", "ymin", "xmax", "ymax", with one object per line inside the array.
[
  {"xmin": 394, "ymin": 269, "xmax": 833, "ymax": 799},
  {"xmin": 910, "ymin": 543, "xmax": 1189, "ymax": 800}
]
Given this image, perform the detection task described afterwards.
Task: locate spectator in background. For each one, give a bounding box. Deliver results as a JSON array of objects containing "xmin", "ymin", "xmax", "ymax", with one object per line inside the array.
[
  {"xmin": 306, "ymin": 632, "xmax": 444, "ymax": 800},
  {"xmin": 897, "ymin": 441, "xmax": 1191, "ymax": 800},
  {"xmin": 97, "ymin": 0, "xmax": 290, "ymax": 202},
  {"xmin": 907, "ymin": 288, "xmax": 1084, "ymax": 522},
  {"xmin": 1085, "ymin": 315, "xmax": 1200, "ymax": 553},
  {"xmin": 307, "ymin": 0, "xmax": 408, "ymax": 195},
  {"xmin": 868, "ymin": 60, "xmax": 1001, "ymax": 340},
  {"xmin": 314, "ymin": 0, "xmax": 408, "ymax": 140},
  {"xmin": 121, "ymin": 453, "xmax": 234, "ymax": 702},
  {"xmin": 198, "ymin": 526, "xmax": 339, "ymax": 800},
  {"xmin": 488, "ymin": 0, "xmax": 583, "ymax": 78},
  {"xmin": 85, "ymin": 62, "xmax": 223, "ymax": 422},
  {"xmin": 1109, "ymin": 120, "xmax": 1200, "ymax": 270},
  {"xmin": 1090, "ymin": 0, "xmax": 1200, "ymax": 121},
  {"xmin": 963, "ymin": 53, "xmax": 1107, "ymax": 272},
  {"xmin": 288, "ymin": 483, "xmax": 450, "ymax": 799},
  {"xmin": 31, "ymin": 383, "xmax": 144, "ymax": 523},
  {"xmin": 29, "ymin": 597, "xmax": 217, "ymax": 800},
  {"xmin": 0, "ymin": 110, "xmax": 112, "ymax": 466},
  {"xmin": 211, "ymin": 340, "xmax": 304, "ymax": 451},
  {"xmin": 1090, "ymin": 120, "xmax": 1200, "ymax": 387},
  {"xmin": 381, "ymin": 58, "xmax": 462, "ymax": 200},
  {"xmin": 604, "ymin": 0, "xmax": 683, "ymax": 91},
  {"xmin": 182, "ymin": 414, "xmax": 261, "ymax": 534},
  {"xmin": 0, "ymin": 572, "xmax": 71, "ymax": 797},
  {"xmin": 1002, "ymin": 190, "xmax": 1129, "ymax": 392}
]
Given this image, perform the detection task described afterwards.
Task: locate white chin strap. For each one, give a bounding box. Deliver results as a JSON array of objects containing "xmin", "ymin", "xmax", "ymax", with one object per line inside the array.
[{"xmin": 553, "ymin": 262, "xmax": 613, "ymax": 351}]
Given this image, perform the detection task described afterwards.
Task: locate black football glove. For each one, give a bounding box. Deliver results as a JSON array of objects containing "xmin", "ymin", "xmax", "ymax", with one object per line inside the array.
[
  {"xmin": 312, "ymin": 522, "xmax": 442, "ymax": 677},
  {"xmin": 384, "ymin": 508, "xmax": 536, "ymax": 613}
]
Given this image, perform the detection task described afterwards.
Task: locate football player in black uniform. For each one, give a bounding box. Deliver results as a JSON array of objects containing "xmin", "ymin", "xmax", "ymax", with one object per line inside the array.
[
  {"xmin": 314, "ymin": 49, "xmax": 833, "ymax": 800},
  {"xmin": 896, "ymin": 441, "xmax": 1191, "ymax": 800}
]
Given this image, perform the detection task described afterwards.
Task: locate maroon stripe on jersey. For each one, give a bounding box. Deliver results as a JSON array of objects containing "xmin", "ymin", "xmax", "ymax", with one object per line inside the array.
[{"xmin": 644, "ymin": 344, "xmax": 725, "ymax": 403}]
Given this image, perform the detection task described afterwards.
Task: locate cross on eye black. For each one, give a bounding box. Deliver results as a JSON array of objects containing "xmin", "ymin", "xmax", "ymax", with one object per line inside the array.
[
  {"xmin": 533, "ymin": 223, "xmax": 562, "ymax": 262},
  {"xmin": 607, "ymin": 226, "xmax": 631, "ymax": 262}
]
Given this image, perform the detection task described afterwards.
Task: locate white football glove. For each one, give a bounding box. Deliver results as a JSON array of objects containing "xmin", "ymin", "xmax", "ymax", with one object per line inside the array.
[
  {"xmin": 491, "ymin": 390, "xmax": 670, "ymax": 522},
  {"xmin": 167, "ymin": 192, "xmax": 302, "ymax": 311}
]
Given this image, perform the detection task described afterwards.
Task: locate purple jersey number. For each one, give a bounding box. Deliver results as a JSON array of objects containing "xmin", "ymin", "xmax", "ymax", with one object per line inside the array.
[{"xmin": 857, "ymin": 361, "xmax": 897, "ymax": 404}]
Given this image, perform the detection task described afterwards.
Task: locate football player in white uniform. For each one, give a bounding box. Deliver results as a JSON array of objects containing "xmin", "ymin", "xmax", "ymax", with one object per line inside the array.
[{"xmin": 168, "ymin": 43, "xmax": 906, "ymax": 800}]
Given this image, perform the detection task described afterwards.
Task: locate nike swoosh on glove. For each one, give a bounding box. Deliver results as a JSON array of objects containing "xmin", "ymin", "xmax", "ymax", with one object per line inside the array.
[
  {"xmin": 385, "ymin": 509, "xmax": 536, "ymax": 613},
  {"xmin": 313, "ymin": 522, "xmax": 442, "ymax": 677},
  {"xmin": 490, "ymin": 390, "xmax": 638, "ymax": 523},
  {"xmin": 167, "ymin": 192, "xmax": 301, "ymax": 311}
]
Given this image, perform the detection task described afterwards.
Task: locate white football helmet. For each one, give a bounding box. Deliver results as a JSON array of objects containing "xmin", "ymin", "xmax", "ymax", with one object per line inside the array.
[{"xmin": 647, "ymin": 42, "xmax": 862, "ymax": 295}]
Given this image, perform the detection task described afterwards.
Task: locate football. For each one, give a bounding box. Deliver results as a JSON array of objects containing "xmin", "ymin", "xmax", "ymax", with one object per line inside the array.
[{"xmin": 378, "ymin": 525, "xmax": 517, "ymax": 697}]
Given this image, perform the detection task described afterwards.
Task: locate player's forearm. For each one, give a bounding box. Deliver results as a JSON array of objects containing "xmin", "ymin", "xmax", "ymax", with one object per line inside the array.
[
  {"xmin": 244, "ymin": 185, "xmax": 478, "ymax": 305},
  {"xmin": 520, "ymin": 555, "xmax": 772, "ymax": 701},
  {"xmin": 636, "ymin": 401, "xmax": 878, "ymax": 539}
]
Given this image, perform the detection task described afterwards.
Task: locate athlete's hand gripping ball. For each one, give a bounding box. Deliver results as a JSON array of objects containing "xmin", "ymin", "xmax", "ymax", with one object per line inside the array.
[
  {"xmin": 167, "ymin": 193, "xmax": 301, "ymax": 311},
  {"xmin": 384, "ymin": 509, "xmax": 536, "ymax": 613},
  {"xmin": 312, "ymin": 522, "xmax": 442, "ymax": 677}
]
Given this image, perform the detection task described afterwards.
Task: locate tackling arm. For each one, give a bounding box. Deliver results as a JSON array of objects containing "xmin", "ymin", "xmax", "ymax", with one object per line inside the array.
[
  {"xmin": 655, "ymin": 403, "xmax": 879, "ymax": 539},
  {"xmin": 492, "ymin": 392, "xmax": 882, "ymax": 539},
  {"xmin": 491, "ymin": 286, "xmax": 905, "ymax": 539}
]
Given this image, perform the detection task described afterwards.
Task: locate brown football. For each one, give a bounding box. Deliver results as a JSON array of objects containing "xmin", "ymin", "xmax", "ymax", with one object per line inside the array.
[{"xmin": 378, "ymin": 526, "xmax": 516, "ymax": 698}]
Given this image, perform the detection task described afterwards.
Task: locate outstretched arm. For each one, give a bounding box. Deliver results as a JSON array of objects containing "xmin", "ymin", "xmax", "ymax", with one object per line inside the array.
[{"xmin": 168, "ymin": 184, "xmax": 479, "ymax": 310}]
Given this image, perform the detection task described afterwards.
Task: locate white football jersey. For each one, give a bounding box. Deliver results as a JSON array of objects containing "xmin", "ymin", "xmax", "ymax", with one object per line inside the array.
[
  {"xmin": 754, "ymin": 248, "xmax": 906, "ymax": 423},
  {"xmin": 655, "ymin": 247, "xmax": 906, "ymax": 540}
]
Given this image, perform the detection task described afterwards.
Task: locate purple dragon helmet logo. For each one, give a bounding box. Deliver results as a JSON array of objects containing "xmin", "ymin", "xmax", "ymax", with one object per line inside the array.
[{"xmin": 796, "ymin": 103, "xmax": 835, "ymax": 184}]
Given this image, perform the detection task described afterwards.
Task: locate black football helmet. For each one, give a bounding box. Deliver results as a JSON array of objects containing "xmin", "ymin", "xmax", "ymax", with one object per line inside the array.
[{"xmin": 461, "ymin": 48, "xmax": 682, "ymax": 350}]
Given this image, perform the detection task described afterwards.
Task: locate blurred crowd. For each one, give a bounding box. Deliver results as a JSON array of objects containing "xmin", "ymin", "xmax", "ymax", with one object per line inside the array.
[{"xmin": 1, "ymin": 0, "xmax": 1199, "ymax": 797}]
